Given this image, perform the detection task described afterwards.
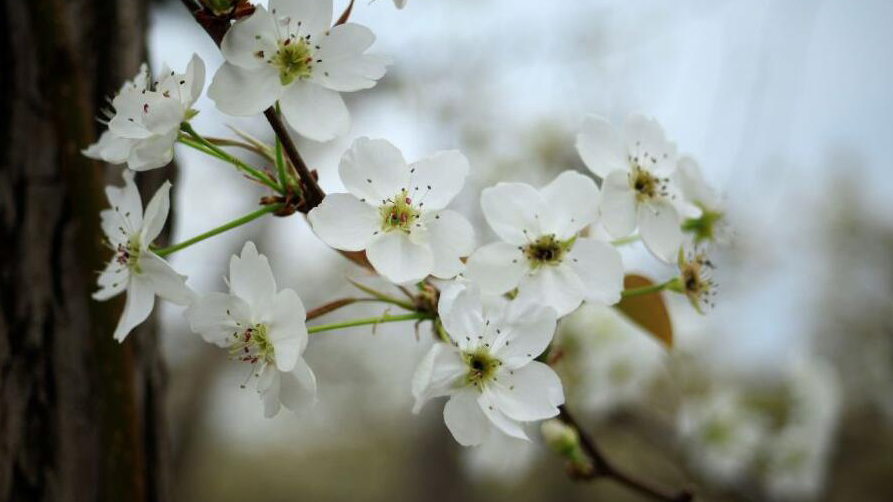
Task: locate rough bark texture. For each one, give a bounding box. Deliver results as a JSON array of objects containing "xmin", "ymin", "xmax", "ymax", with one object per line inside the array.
[{"xmin": 0, "ymin": 1, "xmax": 172, "ymax": 501}]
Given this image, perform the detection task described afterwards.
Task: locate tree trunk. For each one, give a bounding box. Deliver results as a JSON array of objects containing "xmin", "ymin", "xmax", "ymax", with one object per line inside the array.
[{"xmin": 0, "ymin": 1, "xmax": 172, "ymax": 501}]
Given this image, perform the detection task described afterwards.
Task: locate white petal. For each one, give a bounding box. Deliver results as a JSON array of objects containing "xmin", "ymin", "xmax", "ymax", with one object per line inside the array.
[
  {"xmin": 259, "ymin": 365, "xmax": 283, "ymax": 418},
  {"xmin": 267, "ymin": 288, "xmax": 308, "ymax": 372},
  {"xmin": 576, "ymin": 114, "xmax": 629, "ymax": 178},
  {"xmin": 477, "ymin": 392, "xmax": 529, "ymax": 441},
  {"xmin": 184, "ymin": 54, "xmax": 206, "ymax": 107},
  {"xmin": 229, "ymin": 241, "xmax": 277, "ymax": 311},
  {"xmin": 313, "ymin": 23, "xmax": 388, "ymax": 92},
  {"xmin": 279, "ymin": 81, "xmax": 349, "ymax": 142},
  {"xmin": 675, "ymin": 155, "xmax": 720, "ymax": 209},
  {"xmin": 411, "ymin": 343, "xmax": 466, "ymax": 413},
  {"xmin": 208, "ymin": 62, "xmax": 281, "ymax": 116},
  {"xmin": 365, "ymin": 231, "xmax": 433, "ymax": 284},
  {"xmin": 307, "ymin": 193, "xmax": 381, "ymax": 251},
  {"xmin": 108, "ymin": 89, "xmax": 153, "ymax": 139},
  {"xmin": 424, "ymin": 210, "xmax": 474, "ymax": 279},
  {"xmin": 623, "ymin": 113, "xmax": 677, "ymax": 177},
  {"xmin": 638, "ymin": 200, "xmax": 683, "ymax": 263},
  {"xmin": 279, "ymin": 358, "xmax": 318, "ymax": 410},
  {"xmin": 439, "ymin": 283, "xmax": 484, "ymax": 348},
  {"xmin": 113, "ymin": 277, "xmax": 155, "ymax": 342},
  {"xmin": 139, "ymin": 252, "xmax": 194, "ymax": 306},
  {"xmin": 269, "ymin": 0, "xmax": 333, "ymax": 38},
  {"xmin": 338, "ymin": 137, "xmax": 410, "ymax": 203},
  {"xmin": 83, "ymin": 130, "xmax": 135, "ymax": 164},
  {"xmin": 93, "ymin": 260, "xmax": 129, "ymax": 301},
  {"xmin": 140, "ymin": 181, "xmax": 171, "ymax": 244},
  {"xmin": 105, "ymin": 170, "xmax": 143, "ymax": 233},
  {"xmin": 489, "ymin": 298, "xmax": 557, "ymax": 368},
  {"xmin": 487, "ymin": 362, "xmax": 563, "ymax": 421},
  {"xmin": 600, "ymin": 170, "xmax": 637, "ymax": 238},
  {"xmin": 444, "ymin": 389, "xmax": 490, "ymax": 446},
  {"xmin": 141, "ymin": 98, "xmax": 185, "ymax": 136},
  {"xmin": 126, "ymin": 130, "xmax": 177, "ymax": 171},
  {"xmin": 220, "ymin": 6, "xmax": 278, "ymax": 69},
  {"xmin": 480, "ymin": 182, "xmax": 544, "ymax": 246},
  {"xmin": 406, "ymin": 150, "xmax": 469, "ymax": 211},
  {"xmin": 464, "ymin": 242, "xmax": 527, "ymax": 296},
  {"xmin": 517, "ymin": 264, "xmax": 583, "ymax": 317},
  {"xmin": 539, "ymin": 170, "xmax": 600, "ymax": 240},
  {"xmin": 567, "ymin": 238, "xmax": 624, "ymax": 306},
  {"xmin": 185, "ymin": 292, "xmax": 251, "ymax": 346}
]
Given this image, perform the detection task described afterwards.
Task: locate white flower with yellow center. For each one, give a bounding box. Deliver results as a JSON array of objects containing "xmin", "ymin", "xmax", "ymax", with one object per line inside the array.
[
  {"xmin": 94, "ymin": 171, "xmax": 194, "ymax": 341},
  {"xmin": 308, "ymin": 137, "xmax": 475, "ymax": 284},
  {"xmin": 675, "ymin": 155, "xmax": 730, "ymax": 245},
  {"xmin": 576, "ymin": 113, "xmax": 683, "ymax": 262},
  {"xmin": 186, "ymin": 241, "xmax": 316, "ymax": 417},
  {"xmin": 207, "ymin": 0, "xmax": 388, "ymax": 142},
  {"xmin": 464, "ymin": 171, "xmax": 624, "ymax": 317},
  {"xmin": 412, "ymin": 283, "xmax": 563, "ymax": 446},
  {"xmin": 83, "ymin": 55, "xmax": 205, "ymax": 171}
]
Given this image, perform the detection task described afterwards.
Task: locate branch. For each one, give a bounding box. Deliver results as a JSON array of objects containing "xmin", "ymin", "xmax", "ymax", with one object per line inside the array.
[{"xmin": 558, "ymin": 406, "xmax": 694, "ymax": 502}]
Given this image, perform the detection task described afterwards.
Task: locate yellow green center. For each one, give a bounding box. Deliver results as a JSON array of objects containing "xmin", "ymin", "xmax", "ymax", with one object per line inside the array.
[
  {"xmin": 631, "ymin": 167, "xmax": 660, "ymax": 201},
  {"xmin": 462, "ymin": 349, "xmax": 501, "ymax": 389},
  {"xmin": 229, "ymin": 323, "xmax": 275, "ymax": 366},
  {"xmin": 272, "ymin": 40, "xmax": 314, "ymax": 86},
  {"xmin": 380, "ymin": 190, "xmax": 420, "ymax": 233},
  {"xmin": 524, "ymin": 234, "xmax": 571, "ymax": 267}
]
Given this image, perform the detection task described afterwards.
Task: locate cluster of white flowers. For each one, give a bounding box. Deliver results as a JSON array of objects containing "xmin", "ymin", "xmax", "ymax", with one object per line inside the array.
[{"xmin": 84, "ymin": 0, "xmax": 729, "ymax": 449}]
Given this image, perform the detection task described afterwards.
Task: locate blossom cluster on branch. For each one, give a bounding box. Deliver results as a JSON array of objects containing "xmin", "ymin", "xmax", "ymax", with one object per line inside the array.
[{"xmin": 83, "ymin": 0, "xmax": 728, "ymax": 499}]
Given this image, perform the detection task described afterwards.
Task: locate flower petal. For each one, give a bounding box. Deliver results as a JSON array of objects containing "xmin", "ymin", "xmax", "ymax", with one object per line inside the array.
[
  {"xmin": 140, "ymin": 181, "xmax": 171, "ymax": 244},
  {"xmin": 407, "ymin": 150, "xmax": 469, "ymax": 211},
  {"xmin": 139, "ymin": 252, "xmax": 194, "ymax": 306},
  {"xmin": 185, "ymin": 292, "xmax": 252, "ymax": 346},
  {"xmin": 220, "ymin": 5, "xmax": 278, "ymax": 69},
  {"xmin": 268, "ymin": 288, "xmax": 308, "ymax": 372},
  {"xmin": 259, "ymin": 364, "xmax": 283, "ymax": 418},
  {"xmin": 444, "ymin": 389, "xmax": 490, "ymax": 446},
  {"xmin": 313, "ymin": 23, "xmax": 388, "ymax": 92},
  {"xmin": 517, "ymin": 264, "xmax": 583, "ymax": 317},
  {"xmin": 600, "ymin": 170, "xmax": 637, "ymax": 238},
  {"xmin": 487, "ymin": 361, "xmax": 564, "ymax": 421},
  {"xmin": 105, "ymin": 170, "xmax": 143, "ymax": 233},
  {"xmin": 539, "ymin": 170, "xmax": 600, "ymax": 240},
  {"xmin": 464, "ymin": 242, "xmax": 527, "ymax": 296},
  {"xmin": 279, "ymin": 82, "xmax": 349, "ymax": 142},
  {"xmin": 126, "ymin": 130, "xmax": 177, "ymax": 171},
  {"xmin": 338, "ymin": 137, "xmax": 410, "ymax": 203},
  {"xmin": 623, "ymin": 113, "xmax": 677, "ymax": 177},
  {"xmin": 489, "ymin": 298, "xmax": 557, "ymax": 368},
  {"xmin": 229, "ymin": 241, "xmax": 277, "ymax": 311},
  {"xmin": 567, "ymin": 238, "xmax": 624, "ymax": 305},
  {"xmin": 208, "ymin": 62, "xmax": 282, "ymax": 116},
  {"xmin": 307, "ymin": 193, "xmax": 381, "ymax": 251},
  {"xmin": 93, "ymin": 260, "xmax": 129, "ymax": 301},
  {"xmin": 269, "ymin": 0, "xmax": 333, "ymax": 38},
  {"xmin": 412, "ymin": 342, "xmax": 466, "ymax": 413},
  {"xmin": 638, "ymin": 200, "xmax": 683, "ymax": 263},
  {"xmin": 439, "ymin": 282, "xmax": 485, "ymax": 349},
  {"xmin": 113, "ymin": 276, "xmax": 155, "ymax": 342},
  {"xmin": 365, "ymin": 231, "xmax": 433, "ymax": 284},
  {"xmin": 279, "ymin": 357, "xmax": 318, "ymax": 410},
  {"xmin": 480, "ymin": 182, "xmax": 544, "ymax": 246},
  {"xmin": 424, "ymin": 210, "xmax": 474, "ymax": 279},
  {"xmin": 83, "ymin": 130, "xmax": 135, "ymax": 164},
  {"xmin": 477, "ymin": 391, "xmax": 529, "ymax": 441},
  {"xmin": 576, "ymin": 114, "xmax": 629, "ymax": 178}
]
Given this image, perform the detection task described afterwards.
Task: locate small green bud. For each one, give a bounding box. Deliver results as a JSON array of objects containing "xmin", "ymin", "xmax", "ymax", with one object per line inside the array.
[
  {"xmin": 200, "ymin": 0, "xmax": 237, "ymax": 15},
  {"xmin": 541, "ymin": 419, "xmax": 580, "ymax": 457}
]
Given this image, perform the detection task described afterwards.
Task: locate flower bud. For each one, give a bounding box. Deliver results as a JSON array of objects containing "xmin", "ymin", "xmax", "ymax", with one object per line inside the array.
[
  {"xmin": 200, "ymin": 0, "xmax": 236, "ymax": 15},
  {"xmin": 541, "ymin": 419, "xmax": 580, "ymax": 457}
]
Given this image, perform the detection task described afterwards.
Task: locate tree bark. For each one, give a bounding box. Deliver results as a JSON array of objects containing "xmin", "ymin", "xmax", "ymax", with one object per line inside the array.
[{"xmin": 0, "ymin": 1, "xmax": 172, "ymax": 501}]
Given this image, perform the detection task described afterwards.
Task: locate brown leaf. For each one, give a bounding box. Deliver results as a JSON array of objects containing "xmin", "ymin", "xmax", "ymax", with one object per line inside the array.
[{"xmin": 615, "ymin": 274, "xmax": 673, "ymax": 348}]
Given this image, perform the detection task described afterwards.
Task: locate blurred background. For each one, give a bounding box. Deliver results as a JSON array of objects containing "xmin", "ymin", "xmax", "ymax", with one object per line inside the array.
[{"xmin": 150, "ymin": 0, "xmax": 893, "ymax": 500}]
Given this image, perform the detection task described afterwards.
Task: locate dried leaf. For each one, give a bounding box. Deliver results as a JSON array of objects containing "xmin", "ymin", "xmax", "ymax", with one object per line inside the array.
[{"xmin": 615, "ymin": 274, "xmax": 673, "ymax": 348}]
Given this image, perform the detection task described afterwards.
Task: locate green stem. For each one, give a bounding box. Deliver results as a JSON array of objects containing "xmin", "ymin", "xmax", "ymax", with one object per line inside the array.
[
  {"xmin": 154, "ymin": 203, "xmax": 282, "ymax": 257},
  {"xmin": 612, "ymin": 234, "xmax": 641, "ymax": 246},
  {"xmin": 620, "ymin": 280, "xmax": 673, "ymax": 299},
  {"xmin": 180, "ymin": 123, "xmax": 281, "ymax": 192},
  {"xmin": 307, "ymin": 312, "xmax": 432, "ymax": 334}
]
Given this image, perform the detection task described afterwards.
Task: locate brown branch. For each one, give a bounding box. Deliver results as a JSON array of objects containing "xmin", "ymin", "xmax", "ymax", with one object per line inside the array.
[
  {"xmin": 558, "ymin": 406, "xmax": 694, "ymax": 502},
  {"xmin": 305, "ymin": 298, "xmax": 362, "ymax": 321}
]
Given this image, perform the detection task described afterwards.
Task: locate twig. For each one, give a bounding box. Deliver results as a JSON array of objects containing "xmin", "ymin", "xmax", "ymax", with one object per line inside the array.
[{"xmin": 558, "ymin": 406, "xmax": 694, "ymax": 502}]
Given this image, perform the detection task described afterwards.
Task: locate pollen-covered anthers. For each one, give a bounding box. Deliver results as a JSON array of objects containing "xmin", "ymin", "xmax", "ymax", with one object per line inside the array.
[
  {"xmin": 678, "ymin": 249, "xmax": 718, "ymax": 313},
  {"xmin": 628, "ymin": 165, "xmax": 670, "ymax": 202},
  {"xmin": 228, "ymin": 323, "xmax": 275, "ymax": 386},
  {"xmin": 112, "ymin": 238, "xmax": 142, "ymax": 271},
  {"xmin": 523, "ymin": 234, "xmax": 569, "ymax": 268},
  {"xmin": 378, "ymin": 189, "xmax": 421, "ymax": 233},
  {"xmin": 260, "ymin": 11, "xmax": 325, "ymax": 85},
  {"xmin": 462, "ymin": 348, "xmax": 503, "ymax": 390}
]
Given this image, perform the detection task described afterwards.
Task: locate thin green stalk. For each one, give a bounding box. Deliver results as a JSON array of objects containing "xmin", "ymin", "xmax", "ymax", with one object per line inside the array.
[
  {"xmin": 612, "ymin": 234, "xmax": 641, "ymax": 246},
  {"xmin": 307, "ymin": 312, "xmax": 432, "ymax": 334},
  {"xmin": 154, "ymin": 203, "xmax": 282, "ymax": 257},
  {"xmin": 180, "ymin": 122, "xmax": 281, "ymax": 192},
  {"xmin": 620, "ymin": 280, "xmax": 673, "ymax": 299},
  {"xmin": 346, "ymin": 278, "xmax": 417, "ymax": 311}
]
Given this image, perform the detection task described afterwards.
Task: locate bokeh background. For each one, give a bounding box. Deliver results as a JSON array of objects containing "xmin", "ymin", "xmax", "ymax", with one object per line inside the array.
[{"xmin": 149, "ymin": 0, "xmax": 893, "ymax": 500}]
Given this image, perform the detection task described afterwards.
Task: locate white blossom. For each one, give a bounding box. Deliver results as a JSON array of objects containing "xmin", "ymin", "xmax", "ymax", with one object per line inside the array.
[
  {"xmin": 675, "ymin": 155, "xmax": 731, "ymax": 245},
  {"xmin": 576, "ymin": 113, "xmax": 683, "ymax": 262},
  {"xmin": 207, "ymin": 0, "xmax": 388, "ymax": 142},
  {"xmin": 412, "ymin": 282, "xmax": 563, "ymax": 446},
  {"xmin": 464, "ymin": 171, "xmax": 623, "ymax": 317},
  {"xmin": 186, "ymin": 242, "xmax": 316, "ymax": 417},
  {"xmin": 94, "ymin": 171, "xmax": 194, "ymax": 341},
  {"xmin": 83, "ymin": 55, "xmax": 205, "ymax": 171},
  {"xmin": 308, "ymin": 137, "xmax": 475, "ymax": 284}
]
